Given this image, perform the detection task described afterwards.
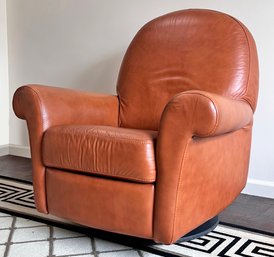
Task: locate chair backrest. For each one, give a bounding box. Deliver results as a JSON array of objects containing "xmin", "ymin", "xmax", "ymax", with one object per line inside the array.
[{"xmin": 117, "ymin": 9, "xmax": 259, "ymax": 131}]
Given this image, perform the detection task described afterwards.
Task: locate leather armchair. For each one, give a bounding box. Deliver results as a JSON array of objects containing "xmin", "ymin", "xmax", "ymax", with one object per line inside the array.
[{"xmin": 13, "ymin": 9, "xmax": 259, "ymax": 244}]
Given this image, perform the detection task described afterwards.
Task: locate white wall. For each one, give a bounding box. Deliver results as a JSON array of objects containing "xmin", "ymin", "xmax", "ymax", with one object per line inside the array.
[
  {"xmin": 6, "ymin": 0, "xmax": 274, "ymax": 198},
  {"xmin": 0, "ymin": 0, "xmax": 9, "ymax": 146}
]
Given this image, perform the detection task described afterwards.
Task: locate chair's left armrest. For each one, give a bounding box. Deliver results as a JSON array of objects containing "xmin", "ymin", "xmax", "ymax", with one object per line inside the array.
[
  {"xmin": 13, "ymin": 84, "xmax": 119, "ymax": 213},
  {"xmin": 159, "ymin": 90, "xmax": 253, "ymax": 139},
  {"xmin": 154, "ymin": 90, "xmax": 254, "ymax": 244}
]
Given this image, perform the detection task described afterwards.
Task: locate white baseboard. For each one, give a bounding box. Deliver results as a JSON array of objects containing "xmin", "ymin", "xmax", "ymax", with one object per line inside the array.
[
  {"xmin": 0, "ymin": 144, "xmax": 31, "ymax": 158},
  {"xmin": 243, "ymin": 178, "xmax": 274, "ymax": 199},
  {"xmin": 9, "ymin": 144, "xmax": 31, "ymax": 158},
  {"xmin": 0, "ymin": 145, "xmax": 10, "ymax": 156}
]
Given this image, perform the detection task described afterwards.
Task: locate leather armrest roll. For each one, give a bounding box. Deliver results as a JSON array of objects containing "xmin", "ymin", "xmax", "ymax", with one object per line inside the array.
[
  {"xmin": 12, "ymin": 84, "xmax": 119, "ymax": 213},
  {"xmin": 154, "ymin": 90, "xmax": 254, "ymax": 244},
  {"xmin": 160, "ymin": 90, "xmax": 253, "ymax": 138},
  {"xmin": 13, "ymin": 84, "xmax": 119, "ymax": 128}
]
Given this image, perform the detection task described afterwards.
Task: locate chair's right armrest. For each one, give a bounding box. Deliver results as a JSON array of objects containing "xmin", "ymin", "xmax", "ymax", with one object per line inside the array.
[{"xmin": 13, "ymin": 84, "xmax": 119, "ymax": 213}]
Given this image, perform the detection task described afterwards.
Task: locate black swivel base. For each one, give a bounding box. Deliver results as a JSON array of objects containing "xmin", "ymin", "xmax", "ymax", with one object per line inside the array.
[{"xmin": 176, "ymin": 216, "xmax": 219, "ymax": 243}]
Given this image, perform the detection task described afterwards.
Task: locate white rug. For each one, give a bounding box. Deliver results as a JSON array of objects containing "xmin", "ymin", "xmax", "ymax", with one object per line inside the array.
[
  {"xmin": 0, "ymin": 211, "xmax": 157, "ymax": 257},
  {"xmin": 0, "ymin": 177, "xmax": 274, "ymax": 257}
]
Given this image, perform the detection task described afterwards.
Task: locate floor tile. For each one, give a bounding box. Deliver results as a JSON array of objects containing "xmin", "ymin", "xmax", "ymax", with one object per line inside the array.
[
  {"xmin": 14, "ymin": 217, "xmax": 46, "ymax": 228},
  {"xmin": 53, "ymin": 226, "xmax": 84, "ymax": 239},
  {"xmin": 12, "ymin": 226, "xmax": 49, "ymax": 243},
  {"xmin": 95, "ymin": 238, "xmax": 131, "ymax": 252},
  {"xmin": 8, "ymin": 241, "xmax": 49, "ymax": 257},
  {"xmin": 0, "ymin": 245, "xmax": 5, "ymax": 257},
  {"xmin": 0, "ymin": 212, "xmax": 11, "ymax": 217},
  {"xmin": 53, "ymin": 237, "xmax": 92, "ymax": 256},
  {"xmin": 0, "ymin": 229, "xmax": 10, "ymax": 244},
  {"xmin": 99, "ymin": 250, "xmax": 140, "ymax": 257},
  {"xmin": 0, "ymin": 217, "xmax": 13, "ymax": 229},
  {"xmin": 140, "ymin": 251, "xmax": 161, "ymax": 256},
  {"xmin": 67, "ymin": 254, "xmax": 94, "ymax": 257}
]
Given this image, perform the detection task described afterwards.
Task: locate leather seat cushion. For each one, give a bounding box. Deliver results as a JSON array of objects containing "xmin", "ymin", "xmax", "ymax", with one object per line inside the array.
[{"xmin": 42, "ymin": 125, "xmax": 157, "ymax": 183}]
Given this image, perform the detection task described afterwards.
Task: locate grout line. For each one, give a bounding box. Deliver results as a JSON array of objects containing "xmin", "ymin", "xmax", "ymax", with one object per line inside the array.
[
  {"xmin": 137, "ymin": 249, "xmax": 144, "ymax": 257},
  {"xmin": 91, "ymin": 237, "xmax": 98, "ymax": 257},
  {"xmin": 9, "ymin": 239, "xmax": 51, "ymax": 245},
  {"xmin": 7, "ymin": 235, "xmax": 88, "ymax": 246},
  {"xmin": 98, "ymin": 249, "xmax": 139, "ymax": 254},
  {"xmin": 53, "ymin": 235, "xmax": 87, "ymax": 240},
  {"xmin": 48, "ymin": 225, "xmax": 54, "ymax": 257},
  {"xmin": 53, "ymin": 253, "xmax": 93, "ymax": 257},
  {"xmin": 3, "ymin": 216, "xmax": 16, "ymax": 257},
  {"xmin": 14, "ymin": 225, "xmax": 48, "ymax": 229}
]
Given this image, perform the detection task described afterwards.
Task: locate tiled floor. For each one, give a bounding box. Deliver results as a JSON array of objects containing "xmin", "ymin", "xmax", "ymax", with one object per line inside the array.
[{"xmin": 0, "ymin": 212, "xmax": 157, "ymax": 257}]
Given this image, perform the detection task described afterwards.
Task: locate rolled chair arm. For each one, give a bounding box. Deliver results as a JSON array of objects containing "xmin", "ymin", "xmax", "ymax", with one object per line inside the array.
[
  {"xmin": 13, "ymin": 84, "xmax": 119, "ymax": 127},
  {"xmin": 160, "ymin": 90, "xmax": 253, "ymax": 139},
  {"xmin": 13, "ymin": 84, "xmax": 119, "ymax": 213},
  {"xmin": 154, "ymin": 90, "xmax": 253, "ymax": 244}
]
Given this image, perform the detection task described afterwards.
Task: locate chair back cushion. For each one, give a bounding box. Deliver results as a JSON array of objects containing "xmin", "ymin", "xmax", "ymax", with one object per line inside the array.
[{"xmin": 117, "ymin": 9, "xmax": 259, "ymax": 130}]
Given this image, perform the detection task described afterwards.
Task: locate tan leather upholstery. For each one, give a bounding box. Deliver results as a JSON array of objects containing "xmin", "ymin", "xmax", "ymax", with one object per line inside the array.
[
  {"xmin": 43, "ymin": 125, "xmax": 157, "ymax": 183},
  {"xmin": 117, "ymin": 9, "xmax": 258, "ymax": 130},
  {"xmin": 13, "ymin": 85, "xmax": 119, "ymax": 213},
  {"xmin": 46, "ymin": 168, "xmax": 154, "ymax": 238},
  {"xmin": 154, "ymin": 91, "xmax": 253, "ymax": 243},
  {"xmin": 13, "ymin": 9, "xmax": 259, "ymax": 244}
]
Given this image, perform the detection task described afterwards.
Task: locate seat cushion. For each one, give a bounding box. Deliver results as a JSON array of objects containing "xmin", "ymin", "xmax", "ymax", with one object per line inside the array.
[{"xmin": 42, "ymin": 125, "xmax": 157, "ymax": 183}]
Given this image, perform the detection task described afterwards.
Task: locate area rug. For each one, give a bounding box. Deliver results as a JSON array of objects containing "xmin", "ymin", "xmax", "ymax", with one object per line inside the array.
[{"xmin": 0, "ymin": 177, "xmax": 274, "ymax": 257}]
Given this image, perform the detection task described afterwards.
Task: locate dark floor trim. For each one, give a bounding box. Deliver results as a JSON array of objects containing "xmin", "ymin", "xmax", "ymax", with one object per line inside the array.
[
  {"xmin": 219, "ymin": 221, "xmax": 274, "ymax": 238},
  {"xmin": 0, "ymin": 175, "xmax": 32, "ymax": 185}
]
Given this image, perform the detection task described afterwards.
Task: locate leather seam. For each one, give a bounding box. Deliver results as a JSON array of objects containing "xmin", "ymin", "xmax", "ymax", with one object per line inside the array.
[
  {"xmin": 44, "ymin": 163, "xmax": 155, "ymax": 182},
  {"xmin": 201, "ymin": 10, "xmax": 254, "ymax": 111},
  {"xmin": 26, "ymin": 86, "xmax": 49, "ymax": 129},
  {"xmin": 117, "ymin": 95, "xmax": 122, "ymax": 127},
  {"xmin": 48, "ymin": 132, "xmax": 155, "ymax": 144},
  {"xmin": 23, "ymin": 85, "xmax": 49, "ymax": 213},
  {"xmin": 203, "ymin": 96, "xmax": 219, "ymax": 136},
  {"xmin": 179, "ymin": 92, "xmax": 219, "ymax": 137},
  {"xmin": 227, "ymin": 15, "xmax": 253, "ymax": 111},
  {"xmin": 170, "ymin": 138, "xmax": 191, "ymax": 244}
]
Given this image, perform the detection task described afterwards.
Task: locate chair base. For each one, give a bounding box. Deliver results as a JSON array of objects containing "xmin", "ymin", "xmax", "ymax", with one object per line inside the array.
[{"xmin": 176, "ymin": 216, "xmax": 219, "ymax": 243}]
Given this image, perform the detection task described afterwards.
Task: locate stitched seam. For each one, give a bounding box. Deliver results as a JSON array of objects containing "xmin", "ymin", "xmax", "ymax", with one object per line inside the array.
[
  {"xmin": 26, "ymin": 86, "xmax": 48, "ymax": 129},
  {"xmin": 201, "ymin": 10, "xmax": 252, "ymax": 109},
  {"xmin": 117, "ymin": 95, "xmax": 122, "ymax": 127},
  {"xmin": 169, "ymin": 138, "xmax": 191, "ymax": 243},
  {"xmin": 241, "ymin": 96, "xmax": 254, "ymax": 111},
  {"xmin": 45, "ymin": 162, "xmax": 155, "ymax": 182},
  {"xmin": 24, "ymin": 85, "xmax": 49, "ymax": 213},
  {"xmin": 25, "ymin": 86, "xmax": 43, "ymax": 116},
  {"xmin": 227, "ymin": 15, "xmax": 253, "ymax": 111},
  {"xmin": 203, "ymin": 96, "xmax": 219, "ymax": 136},
  {"xmin": 180, "ymin": 92, "xmax": 219, "ymax": 137},
  {"xmin": 50, "ymin": 131, "xmax": 155, "ymax": 144}
]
